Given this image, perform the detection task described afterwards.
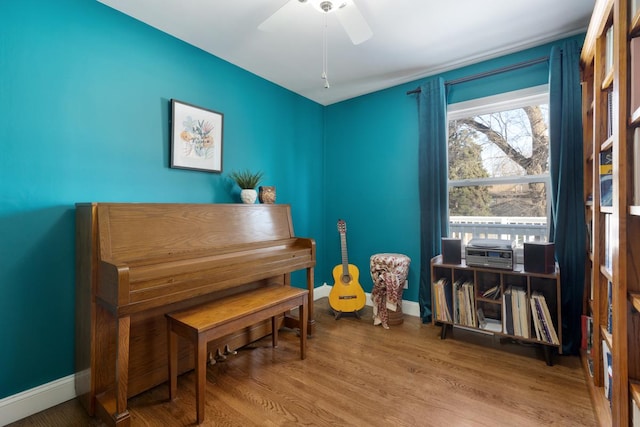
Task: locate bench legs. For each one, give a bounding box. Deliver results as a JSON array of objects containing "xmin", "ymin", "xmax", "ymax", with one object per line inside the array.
[
  {"xmin": 195, "ymin": 335, "xmax": 207, "ymax": 424},
  {"xmin": 167, "ymin": 304, "xmax": 307, "ymax": 424},
  {"xmin": 272, "ymin": 316, "xmax": 278, "ymax": 348},
  {"xmin": 168, "ymin": 325, "xmax": 178, "ymax": 401},
  {"xmin": 299, "ymin": 302, "xmax": 307, "ymax": 360}
]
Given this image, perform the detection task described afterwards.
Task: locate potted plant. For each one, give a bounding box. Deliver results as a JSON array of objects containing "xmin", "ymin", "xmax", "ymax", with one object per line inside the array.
[{"xmin": 229, "ymin": 169, "xmax": 264, "ymax": 204}]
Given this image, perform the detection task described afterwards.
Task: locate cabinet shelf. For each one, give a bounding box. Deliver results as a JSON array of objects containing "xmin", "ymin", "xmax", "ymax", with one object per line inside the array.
[
  {"xmin": 631, "ymin": 381, "xmax": 640, "ymax": 408},
  {"xmin": 476, "ymin": 296, "xmax": 502, "ymax": 304},
  {"xmin": 600, "ymin": 264, "xmax": 613, "ymax": 281},
  {"xmin": 630, "ymin": 106, "xmax": 640, "ymax": 126},
  {"xmin": 435, "ymin": 318, "xmax": 561, "ymax": 349},
  {"xmin": 631, "ymin": 9, "xmax": 640, "ymax": 36},
  {"xmin": 601, "ymin": 206, "xmax": 614, "ymax": 214},
  {"xmin": 600, "ymin": 325, "xmax": 613, "ymax": 352},
  {"xmin": 431, "ymin": 255, "xmax": 562, "ymax": 364},
  {"xmin": 602, "ymin": 69, "xmax": 614, "ymax": 90},
  {"xmin": 630, "ymin": 292, "xmax": 640, "ymax": 313},
  {"xmin": 601, "ymin": 136, "xmax": 614, "ymax": 152}
]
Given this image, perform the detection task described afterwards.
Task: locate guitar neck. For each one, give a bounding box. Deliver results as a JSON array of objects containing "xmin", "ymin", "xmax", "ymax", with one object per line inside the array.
[{"xmin": 340, "ymin": 232, "xmax": 349, "ymax": 276}]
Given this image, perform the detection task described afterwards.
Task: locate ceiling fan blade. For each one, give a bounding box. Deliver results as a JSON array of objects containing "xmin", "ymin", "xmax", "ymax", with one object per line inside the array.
[
  {"xmin": 336, "ymin": 1, "xmax": 372, "ymax": 45},
  {"xmin": 258, "ymin": 0, "xmax": 301, "ymax": 32}
]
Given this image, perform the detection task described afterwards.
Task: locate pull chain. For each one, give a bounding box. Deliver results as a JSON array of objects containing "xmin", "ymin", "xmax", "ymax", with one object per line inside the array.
[{"xmin": 322, "ymin": 13, "xmax": 330, "ymax": 89}]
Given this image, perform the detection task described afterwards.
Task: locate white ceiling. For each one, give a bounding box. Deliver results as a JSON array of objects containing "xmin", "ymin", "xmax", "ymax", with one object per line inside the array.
[{"xmin": 97, "ymin": 0, "xmax": 594, "ymax": 106}]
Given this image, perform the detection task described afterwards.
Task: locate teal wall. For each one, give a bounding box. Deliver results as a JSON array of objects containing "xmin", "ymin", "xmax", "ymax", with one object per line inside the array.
[
  {"xmin": 0, "ymin": 0, "xmax": 323, "ymax": 399},
  {"xmin": 0, "ymin": 0, "xmax": 585, "ymax": 403}
]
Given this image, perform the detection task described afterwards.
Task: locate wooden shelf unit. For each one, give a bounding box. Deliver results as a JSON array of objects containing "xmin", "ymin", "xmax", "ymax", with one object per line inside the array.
[
  {"xmin": 430, "ymin": 255, "xmax": 562, "ymax": 364},
  {"xmin": 581, "ymin": 0, "xmax": 640, "ymax": 424}
]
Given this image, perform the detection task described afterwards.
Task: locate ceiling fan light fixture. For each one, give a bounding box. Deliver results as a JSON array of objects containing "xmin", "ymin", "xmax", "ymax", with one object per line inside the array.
[{"xmin": 307, "ymin": 0, "xmax": 350, "ymax": 14}]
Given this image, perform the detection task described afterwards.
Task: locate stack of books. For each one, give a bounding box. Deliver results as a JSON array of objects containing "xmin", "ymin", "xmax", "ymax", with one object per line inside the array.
[
  {"xmin": 453, "ymin": 279, "xmax": 476, "ymax": 327},
  {"xmin": 433, "ymin": 278, "xmax": 452, "ymax": 322},
  {"xmin": 530, "ymin": 292, "xmax": 559, "ymax": 345},
  {"xmin": 502, "ymin": 287, "xmax": 529, "ymax": 338},
  {"xmin": 481, "ymin": 285, "xmax": 501, "ymax": 300}
]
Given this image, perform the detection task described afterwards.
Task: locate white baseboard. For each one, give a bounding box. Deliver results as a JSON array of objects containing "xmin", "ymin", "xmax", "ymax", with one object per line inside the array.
[
  {"xmin": 315, "ymin": 283, "xmax": 421, "ymax": 318},
  {"xmin": 0, "ymin": 285, "xmax": 420, "ymax": 425},
  {"xmin": 0, "ymin": 374, "xmax": 76, "ymax": 426}
]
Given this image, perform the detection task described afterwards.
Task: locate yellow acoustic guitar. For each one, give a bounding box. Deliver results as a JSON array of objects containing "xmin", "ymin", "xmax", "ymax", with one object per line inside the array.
[{"xmin": 329, "ymin": 219, "xmax": 366, "ymax": 316}]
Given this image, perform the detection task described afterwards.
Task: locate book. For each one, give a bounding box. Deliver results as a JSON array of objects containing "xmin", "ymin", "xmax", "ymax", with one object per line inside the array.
[
  {"xmin": 477, "ymin": 307, "xmax": 487, "ymax": 328},
  {"xmin": 607, "ymin": 280, "xmax": 613, "ymax": 334},
  {"xmin": 433, "ymin": 278, "xmax": 442, "ymax": 321},
  {"xmin": 600, "ymin": 149, "xmax": 613, "ymax": 207},
  {"xmin": 530, "ymin": 293, "xmax": 559, "ymax": 344},
  {"xmin": 455, "ymin": 281, "xmax": 461, "ymax": 324},
  {"xmin": 633, "ymin": 0, "xmax": 640, "ymax": 18},
  {"xmin": 604, "ymin": 214, "xmax": 612, "ymax": 272},
  {"xmin": 511, "ymin": 287, "xmax": 521, "ymax": 336},
  {"xmin": 453, "ymin": 280, "xmax": 475, "ymax": 327},
  {"xmin": 434, "ymin": 278, "xmax": 453, "ymax": 322},
  {"xmin": 532, "ymin": 295, "xmax": 552, "ymax": 343},
  {"xmin": 606, "ymin": 26, "xmax": 614, "ymax": 77},
  {"xmin": 452, "ymin": 279, "xmax": 461, "ymax": 323},
  {"xmin": 581, "ymin": 314, "xmax": 593, "ymax": 352},
  {"xmin": 482, "ymin": 318, "xmax": 502, "ymax": 333},
  {"xmin": 503, "ymin": 288, "xmax": 514, "ymax": 335},
  {"xmin": 635, "ymin": 128, "xmax": 640, "ymax": 205},
  {"xmin": 607, "ymin": 90, "xmax": 614, "ymax": 138},
  {"xmin": 631, "ymin": 38, "xmax": 640, "ymax": 115},
  {"xmin": 482, "ymin": 285, "xmax": 501, "ymax": 299},
  {"xmin": 517, "ymin": 288, "xmax": 529, "ymax": 339},
  {"xmin": 466, "ymin": 282, "xmax": 476, "ymax": 327},
  {"xmin": 603, "ymin": 340, "xmax": 613, "ymax": 404},
  {"xmin": 586, "ymin": 218, "xmax": 593, "ymax": 255},
  {"xmin": 530, "ymin": 297, "xmax": 542, "ymax": 341},
  {"xmin": 537, "ymin": 293, "xmax": 559, "ymax": 344},
  {"xmin": 508, "ymin": 287, "xmax": 528, "ymax": 338}
]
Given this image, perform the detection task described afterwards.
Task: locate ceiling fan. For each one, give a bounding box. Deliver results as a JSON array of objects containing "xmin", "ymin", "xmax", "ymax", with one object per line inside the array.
[
  {"xmin": 258, "ymin": 0, "xmax": 373, "ymax": 46},
  {"xmin": 259, "ymin": 0, "xmax": 372, "ymax": 89}
]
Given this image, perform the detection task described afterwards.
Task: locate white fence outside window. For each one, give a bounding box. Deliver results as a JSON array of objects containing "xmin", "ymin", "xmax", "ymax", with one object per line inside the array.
[{"xmin": 449, "ymin": 216, "xmax": 548, "ymax": 263}]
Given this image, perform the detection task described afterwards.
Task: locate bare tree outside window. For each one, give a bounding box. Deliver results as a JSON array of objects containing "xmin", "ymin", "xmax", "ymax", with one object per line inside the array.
[{"xmin": 447, "ymin": 88, "xmax": 550, "ymax": 248}]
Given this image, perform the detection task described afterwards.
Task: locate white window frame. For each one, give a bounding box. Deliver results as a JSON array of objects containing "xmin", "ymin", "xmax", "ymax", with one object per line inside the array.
[{"xmin": 446, "ymin": 85, "xmax": 551, "ymax": 259}]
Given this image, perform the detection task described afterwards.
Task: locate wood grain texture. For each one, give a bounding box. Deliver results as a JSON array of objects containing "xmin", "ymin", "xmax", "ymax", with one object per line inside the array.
[
  {"xmin": 75, "ymin": 202, "xmax": 316, "ymax": 425},
  {"xmin": 14, "ymin": 299, "xmax": 596, "ymax": 426},
  {"xmin": 167, "ymin": 286, "xmax": 308, "ymax": 423}
]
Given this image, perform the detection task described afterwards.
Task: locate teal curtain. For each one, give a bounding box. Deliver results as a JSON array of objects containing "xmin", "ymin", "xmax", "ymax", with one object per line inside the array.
[
  {"xmin": 549, "ymin": 40, "xmax": 585, "ymax": 355},
  {"xmin": 418, "ymin": 77, "xmax": 449, "ymax": 323}
]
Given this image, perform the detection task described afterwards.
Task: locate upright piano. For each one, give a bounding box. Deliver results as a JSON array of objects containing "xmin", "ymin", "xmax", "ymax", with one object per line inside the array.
[{"xmin": 75, "ymin": 203, "xmax": 316, "ymax": 426}]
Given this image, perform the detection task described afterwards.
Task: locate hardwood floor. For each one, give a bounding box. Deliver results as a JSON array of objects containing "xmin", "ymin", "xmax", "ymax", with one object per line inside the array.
[{"xmin": 10, "ymin": 298, "xmax": 596, "ymax": 426}]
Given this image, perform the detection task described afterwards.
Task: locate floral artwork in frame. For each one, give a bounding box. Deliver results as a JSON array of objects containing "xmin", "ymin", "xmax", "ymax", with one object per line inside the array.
[{"xmin": 170, "ymin": 99, "xmax": 223, "ymax": 173}]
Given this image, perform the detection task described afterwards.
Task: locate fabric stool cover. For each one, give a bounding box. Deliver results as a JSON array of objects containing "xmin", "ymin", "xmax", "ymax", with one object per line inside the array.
[{"xmin": 370, "ymin": 253, "xmax": 411, "ymax": 329}]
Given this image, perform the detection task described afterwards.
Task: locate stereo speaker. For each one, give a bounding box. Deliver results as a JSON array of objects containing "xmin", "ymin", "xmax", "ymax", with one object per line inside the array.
[
  {"xmin": 441, "ymin": 238, "xmax": 461, "ymax": 265},
  {"xmin": 524, "ymin": 242, "xmax": 555, "ymax": 274}
]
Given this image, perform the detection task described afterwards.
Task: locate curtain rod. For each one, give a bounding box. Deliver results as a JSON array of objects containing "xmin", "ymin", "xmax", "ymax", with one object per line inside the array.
[{"xmin": 405, "ymin": 56, "xmax": 549, "ymax": 95}]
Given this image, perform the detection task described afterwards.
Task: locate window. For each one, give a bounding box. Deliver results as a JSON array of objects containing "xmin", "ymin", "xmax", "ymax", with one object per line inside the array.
[{"xmin": 447, "ymin": 85, "xmax": 550, "ymax": 258}]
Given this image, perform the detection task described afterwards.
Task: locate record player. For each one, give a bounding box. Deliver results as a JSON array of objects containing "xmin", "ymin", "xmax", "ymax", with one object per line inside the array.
[{"xmin": 465, "ymin": 238, "xmax": 515, "ymax": 270}]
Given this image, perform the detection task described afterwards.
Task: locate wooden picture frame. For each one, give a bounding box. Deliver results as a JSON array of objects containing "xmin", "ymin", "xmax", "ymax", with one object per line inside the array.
[{"xmin": 170, "ymin": 99, "xmax": 223, "ymax": 173}]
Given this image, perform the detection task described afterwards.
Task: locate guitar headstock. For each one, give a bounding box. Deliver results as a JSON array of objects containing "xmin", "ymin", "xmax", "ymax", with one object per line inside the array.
[{"xmin": 337, "ymin": 219, "xmax": 346, "ymax": 234}]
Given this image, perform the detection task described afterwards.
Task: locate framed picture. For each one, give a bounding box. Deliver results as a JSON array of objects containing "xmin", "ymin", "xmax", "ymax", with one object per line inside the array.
[{"xmin": 170, "ymin": 99, "xmax": 223, "ymax": 173}]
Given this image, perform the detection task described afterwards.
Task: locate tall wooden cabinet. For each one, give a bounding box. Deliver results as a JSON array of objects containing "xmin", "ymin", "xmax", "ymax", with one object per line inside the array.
[{"xmin": 581, "ymin": 0, "xmax": 640, "ymax": 425}]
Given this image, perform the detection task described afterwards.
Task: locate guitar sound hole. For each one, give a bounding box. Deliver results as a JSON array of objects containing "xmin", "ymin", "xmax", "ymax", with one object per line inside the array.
[{"xmin": 341, "ymin": 275, "xmax": 352, "ymax": 284}]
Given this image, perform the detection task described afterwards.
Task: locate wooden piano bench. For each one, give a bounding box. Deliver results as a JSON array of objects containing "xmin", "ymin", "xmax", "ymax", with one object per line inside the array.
[{"xmin": 165, "ymin": 286, "xmax": 309, "ymax": 424}]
